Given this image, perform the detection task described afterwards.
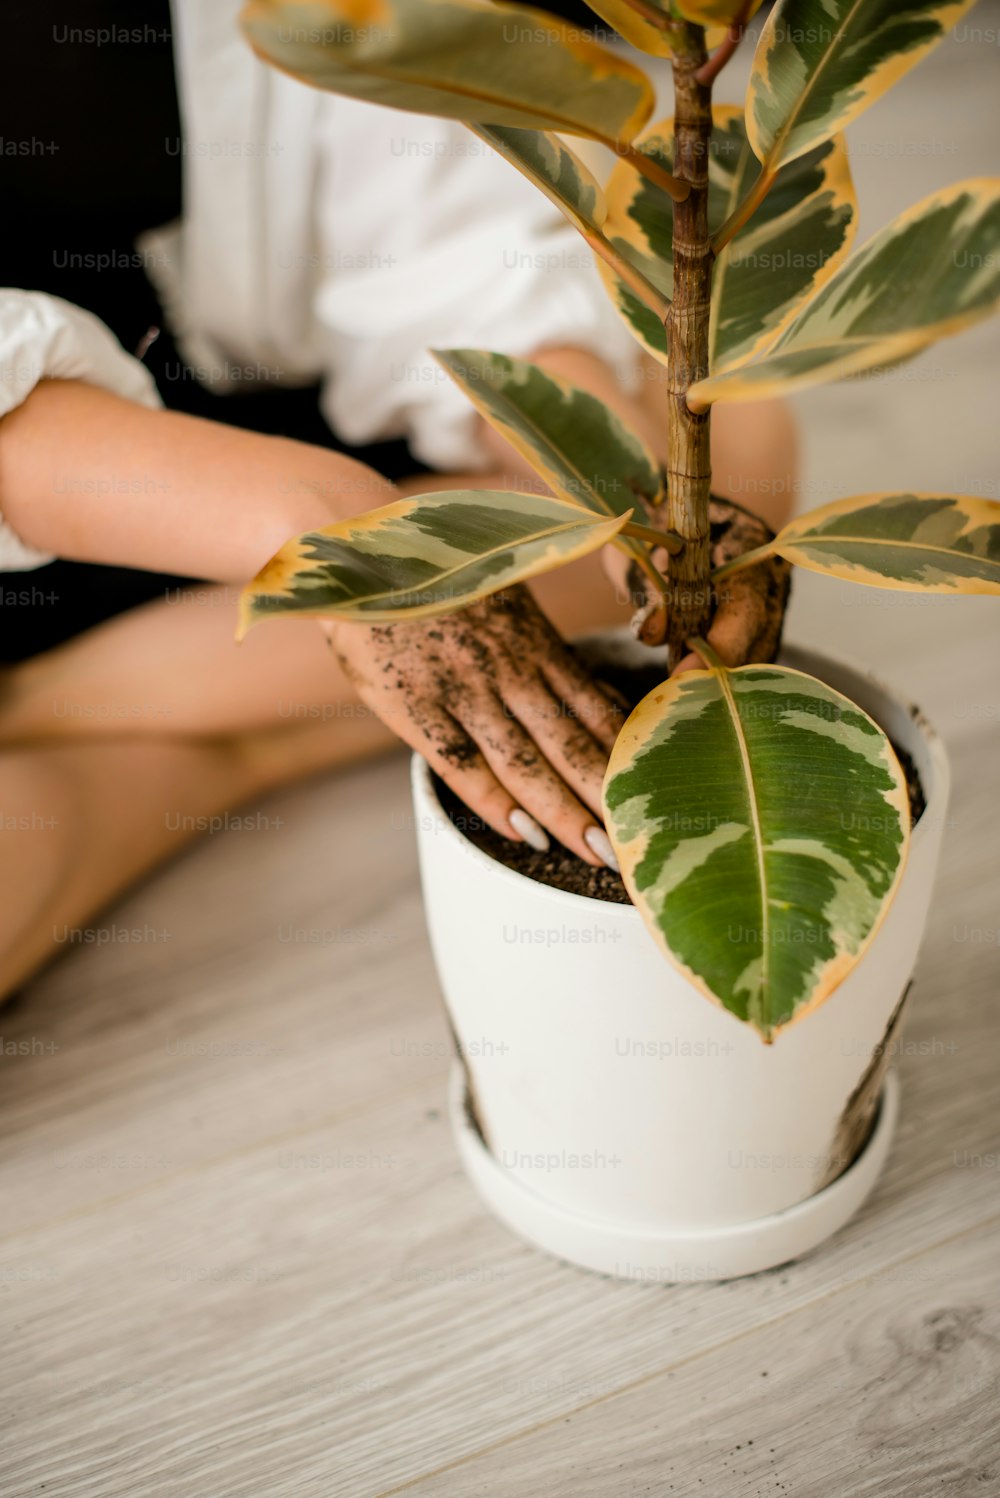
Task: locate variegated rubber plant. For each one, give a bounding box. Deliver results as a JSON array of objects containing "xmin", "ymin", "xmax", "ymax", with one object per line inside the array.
[{"xmin": 237, "ymin": 0, "xmax": 1000, "ymax": 1039}]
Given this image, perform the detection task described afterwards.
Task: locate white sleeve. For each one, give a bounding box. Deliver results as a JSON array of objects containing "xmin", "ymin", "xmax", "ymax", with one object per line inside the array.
[
  {"xmin": 312, "ymin": 101, "xmax": 641, "ymax": 473},
  {"xmin": 0, "ymin": 291, "xmax": 162, "ymax": 570}
]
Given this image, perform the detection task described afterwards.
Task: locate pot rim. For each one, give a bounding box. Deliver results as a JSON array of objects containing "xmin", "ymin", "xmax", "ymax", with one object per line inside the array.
[{"xmin": 411, "ymin": 638, "xmax": 950, "ymax": 917}]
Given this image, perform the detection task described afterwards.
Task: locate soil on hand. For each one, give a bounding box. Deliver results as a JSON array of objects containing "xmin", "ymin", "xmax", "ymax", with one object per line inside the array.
[{"xmin": 437, "ymin": 651, "xmax": 926, "ymax": 906}]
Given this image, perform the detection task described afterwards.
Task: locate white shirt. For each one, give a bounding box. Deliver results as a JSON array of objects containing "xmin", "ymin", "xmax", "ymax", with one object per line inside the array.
[{"xmin": 0, "ymin": 0, "xmax": 637, "ymax": 570}]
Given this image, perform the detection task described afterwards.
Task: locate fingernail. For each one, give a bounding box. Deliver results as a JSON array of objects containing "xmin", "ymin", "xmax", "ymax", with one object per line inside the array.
[
  {"xmin": 509, "ymin": 808, "xmax": 549, "ymax": 852},
  {"xmin": 585, "ymin": 826, "xmax": 620, "ymax": 872}
]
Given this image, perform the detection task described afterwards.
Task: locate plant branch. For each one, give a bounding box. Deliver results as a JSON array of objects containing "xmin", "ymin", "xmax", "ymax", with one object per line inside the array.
[
  {"xmin": 711, "ymin": 539, "xmax": 778, "ymax": 579},
  {"xmin": 711, "ymin": 167, "xmax": 774, "ymax": 254},
  {"xmin": 694, "ymin": 0, "xmax": 754, "ymax": 87},
  {"xmin": 686, "ymin": 634, "xmax": 724, "ymax": 668},
  {"xmin": 622, "ymin": 545, "xmax": 672, "ymax": 637},
  {"xmin": 614, "ymin": 141, "xmax": 692, "ymax": 204},
  {"xmin": 621, "ymin": 520, "xmax": 685, "ymax": 554}
]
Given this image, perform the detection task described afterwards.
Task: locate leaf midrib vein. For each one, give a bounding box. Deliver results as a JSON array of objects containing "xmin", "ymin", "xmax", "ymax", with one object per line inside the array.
[
  {"xmin": 715, "ymin": 669, "xmax": 770, "ymax": 1030},
  {"xmin": 788, "ymin": 533, "xmax": 999, "ymax": 573},
  {"xmin": 760, "ymin": 0, "xmax": 868, "ymax": 171},
  {"xmin": 294, "ymin": 514, "xmax": 609, "ymax": 606}
]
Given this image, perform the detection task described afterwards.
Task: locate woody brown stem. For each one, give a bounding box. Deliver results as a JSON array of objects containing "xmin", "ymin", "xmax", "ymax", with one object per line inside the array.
[{"xmin": 661, "ymin": 25, "xmax": 715, "ymax": 668}]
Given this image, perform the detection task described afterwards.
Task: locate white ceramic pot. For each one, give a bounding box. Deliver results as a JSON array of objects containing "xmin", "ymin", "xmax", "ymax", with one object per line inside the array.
[{"xmin": 411, "ymin": 641, "xmax": 950, "ymax": 1281}]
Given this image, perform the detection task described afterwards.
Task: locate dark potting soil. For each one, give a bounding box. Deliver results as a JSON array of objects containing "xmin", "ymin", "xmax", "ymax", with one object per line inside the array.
[
  {"xmin": 436, "ymin": 777, "xmax": 633, "ymax": 903},
  {"xmin": 436, "ymin": 653, "xmax": 927, "ymax": 906}
]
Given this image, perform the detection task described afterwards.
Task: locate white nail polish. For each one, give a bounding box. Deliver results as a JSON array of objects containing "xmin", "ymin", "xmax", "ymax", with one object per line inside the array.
[
  {"xmin": 585, "ymin": 826, "xmax": 620, "ymax": 872},
  {"xmin": 509, "ymin": 808, "xmax": 550, "ymax": 852}
]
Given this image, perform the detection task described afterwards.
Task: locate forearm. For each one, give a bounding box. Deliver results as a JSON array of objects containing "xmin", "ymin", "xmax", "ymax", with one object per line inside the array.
[{"xmin": 0, "ymin": 380, "xmax": 397, "ymax": 582}]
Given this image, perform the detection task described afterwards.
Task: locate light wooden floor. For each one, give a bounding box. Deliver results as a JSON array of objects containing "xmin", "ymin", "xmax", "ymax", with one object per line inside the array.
[{"xmin": 2, "ymin": 17, "xmax": 999, "ymax": 1498}]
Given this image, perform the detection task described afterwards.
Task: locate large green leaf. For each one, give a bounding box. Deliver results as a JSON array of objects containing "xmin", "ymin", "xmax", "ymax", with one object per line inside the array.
[
  {"xmin": 240, "ymin": 0, "xmax": 654, "ymax": 146},
  {"xmin": 604, "ymin": 663, "xmax": 910, "ymax": 1040},
  {"xmin": 689, "ymin": 179, "xmax": 1000, "ymax": 406},
  {"xmin": 599, "ymin": 107, "xmax": 857, "ymax": 370},
  {"xmin": 747, "ymin": 0, "xmax": 977, "ymax": 174},
  {"xmin": 773, "ymin": 493, "xmax": 1000, "ymax": 594},
  {"xmin": 238, "ymin": 490, "xmax": 630, "ymax": 634},
  {"xmin": 432, "ymin": 348, "xmax": 662, "ymax": 519}
]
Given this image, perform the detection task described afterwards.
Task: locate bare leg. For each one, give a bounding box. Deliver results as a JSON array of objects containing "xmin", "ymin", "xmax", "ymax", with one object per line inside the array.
[
  {"xmin": 0, "ymin": 716, "xmax": 403, "ymax": 1000},
  {"xmin": 0, "ymin": 587, "xmax": 400, "ymax": 998}
]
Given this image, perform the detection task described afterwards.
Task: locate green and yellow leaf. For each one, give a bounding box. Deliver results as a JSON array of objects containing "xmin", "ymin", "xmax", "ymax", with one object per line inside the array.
[
  {"xmin": 599, "ymin": 107, "xmax": 856, "ymax": 370},
  {"xmin": 582, "ymin": 0, "xmax": 676, "ymax": 59},
  {"xmin": 471, "ymin": 126, "xmax": 668, "ymax": 315},
  {"xmin": 747, "ymin": 0, "xmax": 977, "ymax": 174},
  {"xmin": 470, "ymin": 126, "xmax": 608, "ymax": 240},
  {"xmin": 707, "ymin": 108, "xmax": 856, "ymax": 370},
  {"xmin": 773, "ymin": 493, "xmax": 1000, "ymax": 594},
  {"xmin": 432, "ymin": 348, "xmax": 661, "ymax": 518},
  {"xmin": 598, "ymin": 123, "xmax": 674, "ymax": 363},
  {"xmin": 689, "ymin": 179, "xmax": 1000, "ymax": 406},
  {"xmin": 240, "ymin": 0, "xmax": 654, "ymax": 146},
  {"xmin": 604, "ymin": 663, "xmax": 910, "ymax": 1039},
  {"xmin": 238, "ymin": 490, "xmax": 630, "ymax": 635}
]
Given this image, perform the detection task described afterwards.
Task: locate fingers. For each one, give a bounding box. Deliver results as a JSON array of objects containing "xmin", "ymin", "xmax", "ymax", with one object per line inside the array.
[
  {"xmin": 500, "ymin": 672, "xmax": 609, "ymax": 820},
  {"xmin": 711, "ymin": 562, "xmax": 790, "ymax": 666},
  {"xmin": 338, "ymin": 657, "xmax": 536, "ymax": 845},
  {"xmin": 537, "ymin": 648, "xmax": 627, "ymax": 755},
  {"xmin": 670, "ymin": 559, "xmax": 793, "ymax": 676},
  {"xmin": 451, "ymin": 689, "xmax": 613, "ymax": 867},
  {"xmin": 402, "ymin": 698, "xmax": 554, "ymax": 849},
  {"xmin": 704, "ymin": 575, "xmax": 765, "ymax": 665}
]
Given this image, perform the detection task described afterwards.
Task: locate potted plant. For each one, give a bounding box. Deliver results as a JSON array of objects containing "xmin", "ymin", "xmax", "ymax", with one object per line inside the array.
[{"xmin": 236, "ymin": 0, "xmax": 1000, "ymax": 1278}]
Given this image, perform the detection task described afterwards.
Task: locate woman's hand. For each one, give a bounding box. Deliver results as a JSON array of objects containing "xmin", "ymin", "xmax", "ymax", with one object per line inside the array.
[
  {"xmin": 617, "ymin": 497, "xmax": 792, "ymax": 672},
  {"xmin": 332, "ymin": 587, "xmax": 625, "ymax": 868},
  {"xmin": 676, "ymin": 497, "xmax": 793, "ymax": 674}
]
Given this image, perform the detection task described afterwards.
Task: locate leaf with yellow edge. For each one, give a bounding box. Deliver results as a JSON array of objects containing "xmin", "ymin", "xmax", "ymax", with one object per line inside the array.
[
  {"xmin": 238, "ymin": 490, "xmax": 631, "ymax": 635},
  {"xmin": 582, "ymin": 0, "xmax": 676, "ymax": 59},
  {"xmin": 747, "ymin": 0, "xmax": 978, "ymax": 174},
  {"xmin": 603, "ymin": 662, "xmax": 910, "ymax": 1039},
  {"xmin": 470, "ymin": 126, "xmax": 608, "ymax": 239},
  {"xmin": 240, "ymin": 0, "xmax": 654, "ymax": 147},
  {"xmin": 690, "ymin": 180, "xmax": 1000, "ymax": 406},
  {"xmin": 598, "ymin": 107, "xmax": 856, "ymax": 371},
  {"xmin": 773, "ymin": 493, "xmax": 1000, "ymax": 594},
  {"xmin": 471, "ymin": 126, "xmax": 669, "ymax": 316},
  {"xmin": 432, "ymin": 348, "xmax": 662, "ymax": 520},
  {"xmin": 431, "ymin": 347, "xmax": 664, "ymax": 580}
]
